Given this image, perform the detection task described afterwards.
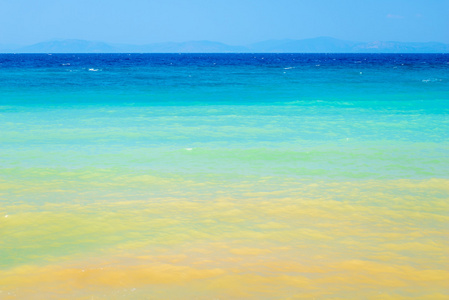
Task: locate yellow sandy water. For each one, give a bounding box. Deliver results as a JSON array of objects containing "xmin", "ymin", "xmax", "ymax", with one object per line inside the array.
[{"xmin": 1, "ymin": 174, "xmax": 448, "ymax": 299}]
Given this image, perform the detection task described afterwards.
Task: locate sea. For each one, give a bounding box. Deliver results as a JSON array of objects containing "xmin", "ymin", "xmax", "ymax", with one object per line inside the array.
[{"xmin": 1, "ymin": 53, "xmax": 448, "ymax": 299}]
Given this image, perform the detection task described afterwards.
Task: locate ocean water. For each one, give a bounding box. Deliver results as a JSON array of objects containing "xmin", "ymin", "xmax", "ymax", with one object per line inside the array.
[{"xmin": 0, "ymin": 53, "xmax": 448, "ymax": 299}]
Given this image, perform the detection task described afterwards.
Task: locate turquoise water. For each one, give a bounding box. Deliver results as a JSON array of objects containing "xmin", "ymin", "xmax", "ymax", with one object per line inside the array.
[
  {"xmin": 1, "ymin": 54, "xmax": 448, "ymax": 299},
  {"xmin": 1, "ymin": 54, "xmax": 448, "ymax": 180}
]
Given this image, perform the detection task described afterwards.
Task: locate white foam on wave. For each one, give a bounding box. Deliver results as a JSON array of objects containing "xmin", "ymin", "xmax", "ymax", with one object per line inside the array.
[
  {"xmin": 422, "ymin": 78, "xmax": 442, "ymax": 83},
  {"xmin": 88, "ymin": 68, "xmax": 100, "ymax": 72}
]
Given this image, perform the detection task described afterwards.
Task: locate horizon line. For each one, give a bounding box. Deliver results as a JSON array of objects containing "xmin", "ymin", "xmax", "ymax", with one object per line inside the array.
[{"xmin": 2, "ymin": 36, "xmax": 449, "ymax": 47}]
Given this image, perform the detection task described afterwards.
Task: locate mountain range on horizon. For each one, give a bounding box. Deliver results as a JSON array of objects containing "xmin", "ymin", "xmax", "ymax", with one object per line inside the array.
[{"xmin": 1, "ymin": 37, "xmax": 449, "ymax": 53}]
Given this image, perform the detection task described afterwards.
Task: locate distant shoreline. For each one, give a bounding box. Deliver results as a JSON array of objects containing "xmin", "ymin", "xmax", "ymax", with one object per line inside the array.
[{"xmin": 2, "ymin": 37, "xmax": 449, "ymax": 54}]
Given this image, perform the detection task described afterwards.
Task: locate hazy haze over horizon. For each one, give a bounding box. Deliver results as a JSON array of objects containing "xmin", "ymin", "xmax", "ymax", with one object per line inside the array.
[{"xmin": 1, "ymin": 0, "xmax": 448, "ymax": 46}]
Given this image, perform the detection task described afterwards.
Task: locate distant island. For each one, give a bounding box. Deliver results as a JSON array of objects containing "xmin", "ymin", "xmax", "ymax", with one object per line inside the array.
[{"xmin": 1, "ymin": 37, "xmax": 449, "ymax": 53}]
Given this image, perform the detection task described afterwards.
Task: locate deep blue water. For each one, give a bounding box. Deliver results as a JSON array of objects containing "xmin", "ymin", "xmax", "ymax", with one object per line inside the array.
[{"xmin": 1, "ymin": 53, "xmax": 448, "ymax": 106}]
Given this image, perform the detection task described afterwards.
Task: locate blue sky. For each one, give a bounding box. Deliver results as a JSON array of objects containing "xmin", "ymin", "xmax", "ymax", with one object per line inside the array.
[{"xmin": 1, "ymin": 0, "xmax": 448, "ymax": 45}]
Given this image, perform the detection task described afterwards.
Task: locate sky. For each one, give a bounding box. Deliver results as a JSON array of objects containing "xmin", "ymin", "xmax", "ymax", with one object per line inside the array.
[{"xmin": 1, "ymin": 0, "xmax": 448, "ymax": 45}]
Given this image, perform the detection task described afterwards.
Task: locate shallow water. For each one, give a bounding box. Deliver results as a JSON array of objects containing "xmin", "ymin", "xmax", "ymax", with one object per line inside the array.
[{"xmin": 1, "ymin": 54, "xmax": 448, "ymax": 299}]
